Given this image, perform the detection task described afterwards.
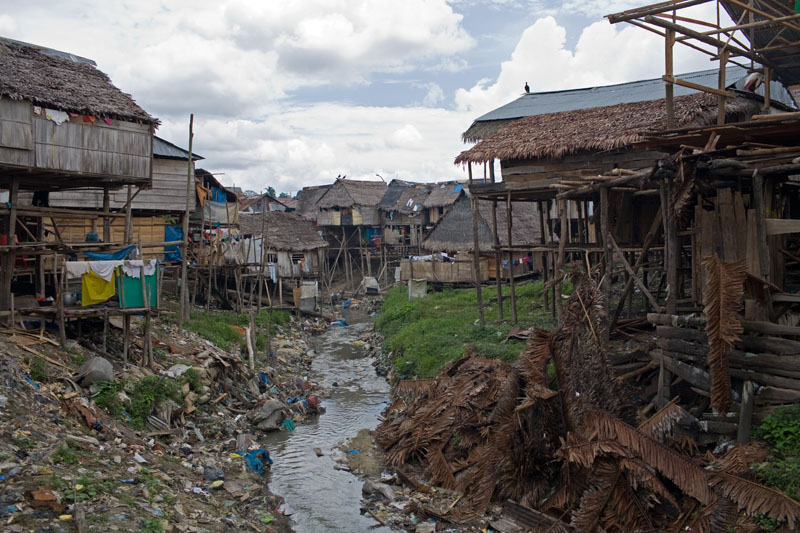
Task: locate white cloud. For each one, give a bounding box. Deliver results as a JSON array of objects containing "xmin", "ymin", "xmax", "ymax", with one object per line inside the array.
[
  {"xmin": 455, "ymin": 11, "xmax": 720, "ymax": 115},
  {"xmin": 420, "ymin": 83, "xmax": 446, "ymax": 107},
  {"xmin": 0, "ymin": 14, "xmax": 15, "ymax": 33},
  {"xmin": 388, "ymin": 124, "xmax": 424, "ymax": 148}
]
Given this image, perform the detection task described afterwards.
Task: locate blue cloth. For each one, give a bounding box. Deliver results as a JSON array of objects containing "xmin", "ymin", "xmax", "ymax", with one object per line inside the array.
[
  {"xmin": 211, "ymin": 187, "xmax": 227, "ymax": 203},
  {"xmin": 281, "ymin": 419, "xmax": 296, "ymax": 431},
  {"xmin": 164, "ymin": 226, "xmax": 183, "ymax": 262},
  {"xmin": 452, "ymin": 183, "xmax": 462, "ymax": 193},
  {"xmin": 83, "ymin": 245, "xmax": 136, "ymax": 261},
  {"xmin": 243, "ymin": 449, "xmax": 273, "ymax": 474}
]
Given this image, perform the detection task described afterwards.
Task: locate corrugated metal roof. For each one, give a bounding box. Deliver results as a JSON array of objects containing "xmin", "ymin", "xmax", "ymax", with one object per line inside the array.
[
  {"xmin": 471, "ymin": 66, "xmax": 795, "ymax": 124},
  {"xmin": 153, "ymin": 136, "xmax": 203, "ymax": 160}
]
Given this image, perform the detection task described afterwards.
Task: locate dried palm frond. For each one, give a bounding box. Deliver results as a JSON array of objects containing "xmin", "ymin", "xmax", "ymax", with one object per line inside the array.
[
  {"xmin": 702, "ymin": 254, "xmax": 746, "ymax": 412},
  {"xmin": 586, "ymin": 410, "xmax": 715, "ymax": 504},
  {"xmin": 638, "ymin": 398, "xmax": 684, "ymax": 442},
  {"xmin": 395, "ymin": 379, "xmax": 437, "ymax": 397},
  {"xmin": 618, "ymin": 457, "xmax": 679, "ymax": 510},
  {"xmin": 426, "ymin": 446, "xmax": 456, "ymax": 489},
  {"xmin": 708, "ymin": 471, "xmax": 800, "ymax": 528},
  {"xmin": 604, "ymin": 476, "xmax": 655, "ymax": 532},
  {"xmin": 520, "ymin": 328, "xmax": 554, "ymax": 386},
  {"xmin": 709, "ymin": 443, "xmax": 769, "ymax": 476},
  {"xmin": 557, "ymin": 433, "xmax": 630, "ymax": 469},
  {"xmin": 570, "ymin": 460, "xmax": 620, "ymax": 532}
]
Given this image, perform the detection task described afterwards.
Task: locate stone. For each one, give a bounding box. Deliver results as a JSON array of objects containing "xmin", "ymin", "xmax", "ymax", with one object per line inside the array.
[{"xmin": 74, "ymin": 357, "xmax": 114, "ymax": 387}]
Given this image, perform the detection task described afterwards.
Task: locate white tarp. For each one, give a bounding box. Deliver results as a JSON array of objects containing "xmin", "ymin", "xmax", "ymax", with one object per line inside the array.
[{"xmin": 408, "ymin": 279, "xmax": 427, "ymax": 300}]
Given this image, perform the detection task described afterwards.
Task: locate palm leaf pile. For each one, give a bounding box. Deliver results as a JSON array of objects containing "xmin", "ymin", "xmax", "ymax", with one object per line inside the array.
[{"xmin": 376, "ymin": 271, "xmax": 800, "ymax": 531}]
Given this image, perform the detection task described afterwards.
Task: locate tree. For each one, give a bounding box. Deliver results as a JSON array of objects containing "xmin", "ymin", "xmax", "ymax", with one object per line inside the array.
[
  {"xmin": 278, "ymin": 192, "xmax": 290, "ymax": 198},
  {"xmin": 265, "ymin": 186, "xmax": 276, "ymax": 197}
]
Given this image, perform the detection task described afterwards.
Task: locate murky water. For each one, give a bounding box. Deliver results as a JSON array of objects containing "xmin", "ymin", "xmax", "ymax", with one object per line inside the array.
[{"xmin": 263, "ymin": 310, "xmax": 392, "ymax": 533}]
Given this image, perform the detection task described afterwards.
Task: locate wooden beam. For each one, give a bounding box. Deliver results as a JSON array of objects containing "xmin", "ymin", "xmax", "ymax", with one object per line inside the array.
[
  {"xmin": 666, "ymin": 28, "xmax": 675, "ymax": 128},
  {"xmin": 468, "ymin": 163, "xmax": 485, "ymax": 326},
  {"xmin": 661, "ymin": 74, "xmax": 737, "ymax": 99},
  {"xmin": 607, "ymin": 0, "xmax": 712, "ymax": 24},
  {"xmin": 506, "ymin": 192, "xmax": 517, "ymax": 324},
  {"xmin": 609, "ymin": 234, "xmax": 661, "ymax": 312},
  {"xmin": 178, "ymin": 114, "xmax": 194, "ymax": 331}
]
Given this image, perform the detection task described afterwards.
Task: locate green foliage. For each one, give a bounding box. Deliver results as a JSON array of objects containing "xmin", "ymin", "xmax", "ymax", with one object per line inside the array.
[
  {"xmin": 141, "ymin": 518, "xmax": 164, "ymax": 533},
  {"xmin": 28, "ymin": 356, "xmax": 48, "ymax": 382},
  {"xmin": 10, "ymin": 434, "xmax": 35, "ymax": 449},
  {"xmin": 756, "ymin": 403, "xmax": 800, "ymax": 455},
  {"xmin": 65, "ymin": 475, "xmax": 116, "ymax": 502},
  {"xmin": 376, "ymin": 280, "xmax": 556, "ymax": 378},
  {"xmin": 184, "ymin": 309, "xmax": 290, "ymax": 351},
  {"xmin": 753, "ymin": 512, "xmax": 782, "ymax": 532},
  {"xmin": 52, "ymin": 443, "xmax": 78, "ymax": 465},
  {"xmin": 755, "ymin": 403, "xmax": 800, "ymax": 501},
  {"xmin": 94, "ymin": 376, "xmax": 182, "ymax": 429}
]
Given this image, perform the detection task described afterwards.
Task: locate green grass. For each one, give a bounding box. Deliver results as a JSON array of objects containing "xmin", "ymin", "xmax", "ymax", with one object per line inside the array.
[
  {"xmin": 376, "ymin": 280, "xmax": 559, "ymax": 378},
  {"xmin": 754, "ymin": 403, "xmax": 800, "ymax": 502},
  {"xmin": 184, "ymin": 309, "xmax": 290, "ymax": 351},
  {"xmin": 94, "ymin": 376, "xmax": 184, "ymax": 429}
]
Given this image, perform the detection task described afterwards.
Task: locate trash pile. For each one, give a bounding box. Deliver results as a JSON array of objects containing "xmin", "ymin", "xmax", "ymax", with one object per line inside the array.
[
  {"xmin": 374, "ymin": 272, "xmax": 800, "ymax": 531},
  {"xmin": 0, "ymin": 312, "xmax": 330, "ymax": 532}
]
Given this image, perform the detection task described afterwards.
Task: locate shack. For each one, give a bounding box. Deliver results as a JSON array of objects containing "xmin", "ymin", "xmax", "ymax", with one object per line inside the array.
[
  {"xmin": 238, "ymin": 192, "xmax": 285, "ymax": 214},
  {"xmin": 295, "ymin": 184, "xmax": 329, "ymax": 221},
  {"xmin": 0, "ymin": 36, "xmax": 159, "ymax": 361},
  {"xmin": 423, "ymin": 180, "xmax": 464, "ymax": 225},
  {"xmin": 239, "ymin": 211, "xmax": 327, "ymax": 308},
  {"xmin": 406, "ymin": 195, "xmax": 539, "ymax": 283},
  {"xmin": 315, "ymin": 178, "xmax": 388, "ymax": 288}
]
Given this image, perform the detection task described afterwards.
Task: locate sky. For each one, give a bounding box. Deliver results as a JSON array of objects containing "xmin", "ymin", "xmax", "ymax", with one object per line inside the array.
[{"xmin": 0, "ymin": 0, "xmax": 731, "ymax": 195}]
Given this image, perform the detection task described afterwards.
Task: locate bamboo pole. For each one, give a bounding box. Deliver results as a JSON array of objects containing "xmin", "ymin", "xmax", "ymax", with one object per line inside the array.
[
  {"xmin": 178, "ymin": 114, "xmax": 194, "ymax": 331},
  {"xmin": 506, "ymin": 192, "xmax": 517, "ymax": 324},
  {"xmin": 468, "ymin": 163, "xmax": 484, "ymax": 326}
]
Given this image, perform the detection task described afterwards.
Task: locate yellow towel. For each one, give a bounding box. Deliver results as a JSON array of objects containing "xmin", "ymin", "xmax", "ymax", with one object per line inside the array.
[{"xmin": 81, "ymin": 270, "xmax": 116, "ymax": 306}]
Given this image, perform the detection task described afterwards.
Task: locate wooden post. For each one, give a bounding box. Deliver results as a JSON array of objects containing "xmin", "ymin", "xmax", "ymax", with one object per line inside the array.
[
  {"xmin": 1, "ymin": 177, "xmax": 19, "ymax": 321},
  {"xmin": 600, "ymin": 187, "xmax": 611, "ymax": 343},
  {"xmin": 468, "ymin": 163, "xmax": 484, "ymax": 326},
  {"xmin": 178, "ymin": 114, "xmax": 194, "ymax": 331},
  {"xmin": 102, "ymin": 186, "xmax": 111, "ymax": 243},
  {"xmin": 657, "ymin": 182, "xmax": 674, "ymax": 407},
  {"xmin": 752, "ymin": 171, "xmax": 771, "ymax": 281},
  {"xmin": 506, "ymin": 192, "xmax": 518, "ymax": 324},
  {"xmin": 717, "ymin": 49, "xmax": 729, "ymax": 125},
  {"xmin": 491, "ymin": 197, "xmax": 503, "ymax": 320},
  {"xmin": 665, "ymin": 28, "xmax": 675, "ymax": 129},
  {"xmin": 737, "ymin": 380, "xmax": 754, "ymax": 444},
  {"xmin": 763, "ymin": 67, "xmax": 772, "ymax": 111},
  {"xmin": 665, "ymin": 179, "xmax": 679, "ymax": 313},
  {"xmin": 538, "ymin": 200, "xmax": 549, "ymax": 310},
  {"xmin": 124, "ymin": 185, "xmax": 133, "ymax": 243},
  {"xmin": 555, "ymin": 198, "xmax": 568, "ymax": 320}
]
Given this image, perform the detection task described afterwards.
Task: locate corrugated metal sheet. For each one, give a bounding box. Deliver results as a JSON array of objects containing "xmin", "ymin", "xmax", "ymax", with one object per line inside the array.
[
  {"xmin": 471, "ymin": 66, "xmax": 795, "ymax": 125},
  {"xmin": 153, "ymin": 136, "xmax": 204, "ymax": 160}
]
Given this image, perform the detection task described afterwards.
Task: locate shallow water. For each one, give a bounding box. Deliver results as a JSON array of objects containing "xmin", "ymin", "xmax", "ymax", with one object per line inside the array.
[{"xmin": 263, "ymin": 310, "xmax": 392, "ymax": 533}]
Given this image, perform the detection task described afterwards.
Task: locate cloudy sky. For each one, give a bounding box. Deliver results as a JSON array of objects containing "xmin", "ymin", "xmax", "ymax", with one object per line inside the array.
[{"xmin": 0, "ymin": 1, "xmax": 728, "ymax": 195}]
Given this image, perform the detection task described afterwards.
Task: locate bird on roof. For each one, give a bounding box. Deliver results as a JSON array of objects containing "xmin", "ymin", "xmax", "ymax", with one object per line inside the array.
[
  {"xmin": 743, "ymin": 71, "xmax": 763, "ymax": 92},
  {"xmin": 524, "ymin": 82, "xmax": 530, "ymax": 93}
]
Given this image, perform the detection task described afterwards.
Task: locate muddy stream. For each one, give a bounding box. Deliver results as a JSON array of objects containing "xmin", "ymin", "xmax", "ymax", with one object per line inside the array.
[{"xmin": 262, "ymin": 310, "xmax": 392, "ymax": 532}]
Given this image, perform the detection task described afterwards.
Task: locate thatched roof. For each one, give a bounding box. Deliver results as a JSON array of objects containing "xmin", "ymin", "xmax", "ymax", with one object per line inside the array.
[
  {"xmin": 455, "ymin": 93, "xmax": 760, "ymax": 164},
  {"xmin": 0, "ymin": 37, "xmax": 156, "ymax": 124},
  {"xmin": 239, "ymin": 211, "xmax": 327, "ymax": 252},
  {"xmin": 296, "ymin": 185, "xmax": 329, "ymax": 219},
  {"xmin": 423, "ymin": 181, "xmax": 464, "ymax": 208},
  {"xmin": 422, "ymin": 196, "xmax": 540, "ymax": 253},
  {"xmin": 379, "ymin": 179, "xmax": 431, "ymax": 214},
  {"xmin": 317, "ymin": 179, "xmax": 387, "ymax": 209}
]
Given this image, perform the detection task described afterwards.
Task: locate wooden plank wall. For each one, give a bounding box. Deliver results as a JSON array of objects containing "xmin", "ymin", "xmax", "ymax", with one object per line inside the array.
[
  {"xmin": 0, "ymin": 97, "xmax": 152, "ymax": 179},
  {"xmin": 37, "ymin": 158, "xmax": 194, "ymax": 213},
  {"xmin": 400, "ymin": 257, "xmax": 488, "ymax": 283},
  {"xmin": 501, "ymin": 149, "xmax": 665, "ymax": 183},
  {"xmin": 45, "ymin": 216, "xmax": 169, "ymax": 258}
]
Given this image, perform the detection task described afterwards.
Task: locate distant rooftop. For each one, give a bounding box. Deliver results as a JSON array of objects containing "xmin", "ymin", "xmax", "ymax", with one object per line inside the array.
[
  {"xmin": 463, "ymin": 65, "xmax": 796, "ymax": 142},
  {"xmin": 153, "ymin": 136, "xmax": 203, "ymax": 160}
]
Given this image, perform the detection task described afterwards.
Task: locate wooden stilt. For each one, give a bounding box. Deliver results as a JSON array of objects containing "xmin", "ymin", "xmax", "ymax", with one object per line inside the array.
[
  {"xmin": 555, "ymin": 198, "xmax": 568, "ymax": 319},
  {"xmin": 600, "ymin": 186, "xmax": 612, "ymax": 344},
  {"xmin": 468, "ymin": 163, "xmax": 484, "ymax": 326},
  {"xmin": 179, "ymin": 114, "xmax": 194, "ymax": 330},
  {"xmin": 491, "ymin": 197, "xmax": 503, "ymax": 320},
  {"xmin": 506, "ymin": 192, "xmax": 517, "ymax": 324}
]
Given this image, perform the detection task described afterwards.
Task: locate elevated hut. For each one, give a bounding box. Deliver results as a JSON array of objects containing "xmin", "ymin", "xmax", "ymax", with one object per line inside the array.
[
  {"xmin": 378, "ymin": 179, "xmax": 431, "ymax": 250},
  {"xmin": 240, "ymin": 211, "xmax": 327, "ymax": 308},
  {"xmin": 423, "ymin": 181, "xmax": 464, "ymax": 225},
  {"xmin": 295, "ymin": 184, "xmax": 329, "ymax": 221},
  {"xmin": 406, "ymin": 195, "xmax": 539, "ymax": 282},
  {"xmin": 315, "ymin": 178, "xmax": 388, "ymax": 288},
  {"xmin": 0, "ymin": 36, "xmax": 158, "ymax": 350}
]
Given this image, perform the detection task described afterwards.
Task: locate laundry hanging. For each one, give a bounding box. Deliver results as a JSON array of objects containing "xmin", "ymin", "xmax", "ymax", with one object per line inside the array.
[{"xmin": 81, "ymin": 270, "xmax": 117, "ymax": 306}]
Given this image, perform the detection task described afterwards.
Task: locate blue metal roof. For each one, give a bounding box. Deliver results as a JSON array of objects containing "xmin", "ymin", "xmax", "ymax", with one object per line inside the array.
[
  {"xmin": 153, "ymin": 136, "xmax": 204, "ymax": 160},
  {"xmin": 472, "ymin": 66, "xmax": 796, "ymax": 124}
]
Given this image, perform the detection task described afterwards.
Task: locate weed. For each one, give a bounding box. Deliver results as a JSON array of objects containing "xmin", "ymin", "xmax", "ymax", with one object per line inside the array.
[
  {"xmin": 95, "ymin": 376, "xmax": 182, "ymax": 429},
  {"xmin": 754, "ymin": 403, "xmax": 800, "ymax": 500},
  {"xmin": 141, "ymin": 517, "xmax": 164, "ymax": 533},
  {"xmin": 10, "ymin": 434, "xmax": 35, "ymax": 449},
  {"xmin": 184, "ymin": 309, "xmax": 290, "ymax": 351},
  {"xmin": 28, "ymin": 356, "xmax": 48, "ymax": 382},
  {"xmin": 52, "ymin": 443, "xmax": 78, "ymax": 465},
  {"xmin": 181, "ymin": 368, "xmax": 201, "ymax": 392},
  {"xmin": 65, "ymin": 475, "xmax": 116, "ymax": 502}
]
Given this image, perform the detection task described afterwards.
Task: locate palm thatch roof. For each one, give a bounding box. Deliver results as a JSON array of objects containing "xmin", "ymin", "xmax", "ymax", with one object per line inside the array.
[
  {"xmin": 317, "ymin": 179, "xmax": 387, "ymax": 209},
  {"xmin": 296, "ymin": 185, "xmax": 330, "ymax": 219},
  {"xmin": 423, "ymin": 181, "xmax": 465, "ymax": 208},
  {"xmin": 378, "ymin": 179, "xmax": 431, "ymax": 214},
  {"xmin": 455, "ymin": 93, "xmax": 760, "ymax": 164},
  {"xmin": 423, "ymin": 196, "xmax": 540, "ymax": 253},
  {"xmin": 0, "ymin": 37, "xmax": 156, "ymax": 124},
  {"xmin": 239, "ymin": 211, "xmax": 327, "ymax": 252}
]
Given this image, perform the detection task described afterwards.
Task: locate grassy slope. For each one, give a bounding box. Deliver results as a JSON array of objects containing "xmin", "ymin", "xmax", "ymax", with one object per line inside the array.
[
  {"xmin": 376, "ymin": 280, "xmax": 559, "ymax": 378},
  {"xmin": 184, "ymin": 309, "xmax": 291, "ymax": 351}
]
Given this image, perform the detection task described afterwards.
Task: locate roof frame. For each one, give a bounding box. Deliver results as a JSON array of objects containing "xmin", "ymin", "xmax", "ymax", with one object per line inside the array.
[{"xmin": 607, "ymin": 0, "xmax": 800, "ymax": 127}]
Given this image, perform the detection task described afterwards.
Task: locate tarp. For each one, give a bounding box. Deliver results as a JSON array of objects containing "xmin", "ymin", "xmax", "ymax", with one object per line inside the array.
[
  {"xmin": 83, "ymin": 245, "xmax": 136, "ymax": 261},
  {"xmin": 117, "ymin": 266, "xmax": 158, "ymax": 308},
  {"xmin": 203, "ymin": 201, "xmax": 239, "ymax": 225},
  {"xmin": 408, "ymin": 279, "xmax": 427, "ymax": 300},
  {"xmin": 165, "ymin": 225, "xmax": 183, "ymax": 262}
]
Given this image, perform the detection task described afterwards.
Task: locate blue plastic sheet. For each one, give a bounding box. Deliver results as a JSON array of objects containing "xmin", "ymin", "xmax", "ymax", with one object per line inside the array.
[
  {"xmin": 164, "ymin": 226, "xmax": 183, "ymax": 262},
  {"xmin": 243, "ymin": 449, "xmax": 273, "ymax": 474},
  {"xmin": 83, "ymin": 245, "xmax": 136, "ymax": 261}
]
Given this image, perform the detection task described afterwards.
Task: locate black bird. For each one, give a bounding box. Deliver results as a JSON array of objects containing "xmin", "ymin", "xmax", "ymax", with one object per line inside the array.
[{"xmin": 524, "ymin": 82, "xmax": 530, "ymax": 93}]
